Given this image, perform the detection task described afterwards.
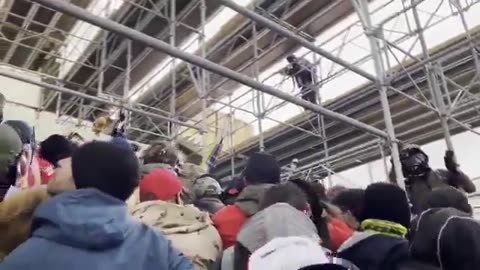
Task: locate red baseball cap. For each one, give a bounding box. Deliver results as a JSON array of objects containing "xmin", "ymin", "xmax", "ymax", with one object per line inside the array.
[{"xmin": 139, "ymin": 169, "xmax": 183, "ymax": 201}]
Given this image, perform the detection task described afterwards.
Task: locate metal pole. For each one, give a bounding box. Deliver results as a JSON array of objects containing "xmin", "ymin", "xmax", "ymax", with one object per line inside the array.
[
  {"xmin": 0, "ymin": 70, "xmax": 201, "ymax": 130},
  {"xmin": 229, "ymin": 95, "xmax": 235, "ymax": 178},
  {"xmin": 353, "ymin": 0, "xmax": 404, "ymax": 189},
  {"xmin": 169, "ymin": 0, "xmax": 177, "ymax": 137},
  {"xmin": 218, "ymin": 0, "xmax": 376, "ymax": 82},
  {"xmin": 31, "ymin": 0, "xmax": 390, "ymax": 140},
  {"xmin": 252, "ymin": 23, "xmax": 265, "ymax": 151},
  {"xmin": 411, "ymin": 2, "xmax": 454, "ymax": 151},
  {"xmin": 200, "ymin": 0, "xmax": 209, "ymax": 161}
]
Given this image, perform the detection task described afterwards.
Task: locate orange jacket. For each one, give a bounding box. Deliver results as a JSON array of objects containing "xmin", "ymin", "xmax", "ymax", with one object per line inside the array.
[
  {"xmin": 328, "ymin": 217, "xmax": 354, "ymax": 251},
  {"xmin": 212, "ymin": 205, "xmax": 248, "ymax": 249}
]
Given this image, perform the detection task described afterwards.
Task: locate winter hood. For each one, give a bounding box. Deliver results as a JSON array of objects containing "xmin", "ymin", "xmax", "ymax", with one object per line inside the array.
[
  {"xmin": 410, "ymin": 207, "xmax": 480, "ymax": 269},
  {"xmin": 32, "ymin": 188, "xmax": 133, "ymax": 250},
  {"xmin": 131, "ymin": 200, "xmax": 211, "ymax": 235},
  {"xmin": 234, "ymin": 184, "xmax": 273, "ymax": 216}
]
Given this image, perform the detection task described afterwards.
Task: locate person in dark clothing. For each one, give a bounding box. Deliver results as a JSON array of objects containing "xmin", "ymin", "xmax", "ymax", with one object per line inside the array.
[
  {"xmin": 290, "ymin": 179, "xmax": 332, "ymax": 250},
  {"xmin": 332, "ymin": 189, "xmax": 365, "ymax": 230},
  {"xmin": 285, "ymin": 55, "xmax": 318, "ymax": 104},
  {"xmin": 337, "ymin": 183, "xmax": 411, "ymax": 270},
  {"xmin": 406, "ymin": 207, "xmax": 480, "ymax": 270},
  {"xmin": 390, "ymin": 145, "xmax": 475, "ymax": 214},
  {"xmin": 1, "ymin": 141, "xmax": 194, "ymax": 270},
  {"xmin": 192, "ymin": 174, "xmax": 225, "ymax": 215},
  {"xmin": 213, "ymin": 152, "xmax": 281, "ymax": 250}
]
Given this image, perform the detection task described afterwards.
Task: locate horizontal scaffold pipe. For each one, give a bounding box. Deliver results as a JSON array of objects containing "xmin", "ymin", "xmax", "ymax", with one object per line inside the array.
[
  {"xmin": 0, "ymin": 70, "xmax": 200, "ymax": 131},
  {"xmin": 31, "ymin": 0, "xmax": 389, "ymax": 140}
]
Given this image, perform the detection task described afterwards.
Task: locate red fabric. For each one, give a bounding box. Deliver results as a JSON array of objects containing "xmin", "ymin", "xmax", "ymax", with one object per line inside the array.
[
  {"xmin": 26, "ymin": 155, "xmax": 55, "ymax": 187},
  {"xmin": 327, "ymin": 217, "xmax": 354, "ymax": 251},
  {"xmin": 212, "ymin": 205, "xmax": 248, "ymax": 249},
  {"xmin": 37, "ymin": 156, "xmax": 55, "ymax": 185},
  {"xmin": 139, "ymin": 169, "xmax": 183, "ymax": 201}
]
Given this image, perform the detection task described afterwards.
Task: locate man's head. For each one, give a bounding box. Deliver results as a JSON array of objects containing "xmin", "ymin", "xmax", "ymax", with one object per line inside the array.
[
  {"xmin": 259, "ymin": 182, "xmax": 310, "ymax": 214},
  {"xmin": 71, "ymin": 141, "xmax": 139, "ymax": 201},
  {"xmin": 39, "ymin": 134, "xmax": 75, "ymax": 167},
  {"xmin": 192, "ymin": 174, "xmax": 222, "ymax": 199},
  {"xmin": 243, "ymin": 152, "xmax": 281, "ymax": 185},
  {"xmin": 0, "ymin": 124, "xmax": 24, "ymax": 187},
  {"xmin": 332, "ymin": 189, "xmax": 365, "ymax": 230},
  {"xmin": 362, "ymin": 182, "xmax": 411, "ymax": 229},
  {"xmin": 399, "ymin": 144, "xmax": 430, "ymax": 178},
  {"xmin": 139, "ymin": 169, "xmax": 184, "ymax": 203},
  {"xmin": 142, "ymin": 141, "xmax": 178, "ymax": 167},
  {"xmin": 286, "ymin": 55, "xmax": 297, "ymax": 63}
]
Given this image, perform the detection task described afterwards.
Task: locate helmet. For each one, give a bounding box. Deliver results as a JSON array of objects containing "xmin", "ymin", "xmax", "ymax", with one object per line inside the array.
[
  {"xmin": 0, "ymin": 124, "xmax": 23, "ymax": 183},
  {"xmin": 193, "ymin": 175, "xmax": 222, "ymax": 198},
  {"xmin": 3, "ymin": 120, "xmax": 34, "ymax": 145},
  {"xmin": 399, "ymin": 144, "xmax": 430, "ymax": 177}
]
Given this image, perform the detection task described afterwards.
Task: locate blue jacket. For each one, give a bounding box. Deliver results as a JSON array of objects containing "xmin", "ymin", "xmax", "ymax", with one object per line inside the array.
[{"xmin": 0, "ymin": 188, "xmax": 194, "ymax": 270}]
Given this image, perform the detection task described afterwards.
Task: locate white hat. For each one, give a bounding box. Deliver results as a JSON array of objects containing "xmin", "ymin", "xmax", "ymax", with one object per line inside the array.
[{"xmin": 249, "ymin": 236, "xmax": 329, "ymax": 270}]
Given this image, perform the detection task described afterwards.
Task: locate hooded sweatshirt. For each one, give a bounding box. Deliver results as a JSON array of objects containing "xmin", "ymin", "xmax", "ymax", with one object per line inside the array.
[
  {"xmin": 0, "ymin": 189, "xmax": 193, "ymax": 270},
  {"xmin": 213, "ymin": 184, "xmax": 273, "ymax": 249},
  {"xmin": 131, "ymin": 200, "xmax": 222, "ymax": 270},
  {"xmin": 409, "ymin": 207, "xmax": 480, "ymax": 270}
]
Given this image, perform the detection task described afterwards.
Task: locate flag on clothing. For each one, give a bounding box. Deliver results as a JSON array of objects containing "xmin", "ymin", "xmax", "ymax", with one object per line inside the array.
[{"xmin": 207, "ymin": 137, "xmax": 224, "ymax": 173}]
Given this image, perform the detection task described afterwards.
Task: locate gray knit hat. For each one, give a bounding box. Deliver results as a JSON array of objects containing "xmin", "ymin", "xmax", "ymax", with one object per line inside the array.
[{"xmin": 237, "ymin": 203, "xmax": 319, "ymax": 253}]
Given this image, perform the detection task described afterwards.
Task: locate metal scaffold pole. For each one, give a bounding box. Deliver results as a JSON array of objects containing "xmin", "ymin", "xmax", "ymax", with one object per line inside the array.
[
  {"xmin": 252, "ymin": 22, "xmax": 265, "ymax": 152},
  {"xmin": 200, "ymin": 0, "xmax": 209, "ymax": 161},
  {"xmin": 411, "ymin": 1, "xmax": 454, "ymax": 151},
  {"xmin": 0, "ymin": 70, "xmax": 200, "ymax": 130},
  {"xmin": 30, "ymin": 0, "xmax": 391, "ymax": 141},
  {"xmin": 169, "ymin": 0, "xmax": 177, "ymax": 138},
  {"xmin": 353, "ymin": 0, "xmax": 405, "ymax": 189}
]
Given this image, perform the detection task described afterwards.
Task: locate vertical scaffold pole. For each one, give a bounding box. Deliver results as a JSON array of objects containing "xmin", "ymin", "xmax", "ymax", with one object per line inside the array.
[
  {"xmin": 169, "ymin": 0, "xmax": 177, "ymax": 138},
  {"xmin": 252, "ymin": 23, "xmax": 265, "ymax": 151},
  {"xmin": 353, "ymin": 0, "xmax": 405, "ymax": 189},
  {"xmin": 200, "ymin": 0, "xmax": 209, "ymax": 161},
  {"xmin": 411, "ymin": 1, "xmax": 454, "ymax": 151}
]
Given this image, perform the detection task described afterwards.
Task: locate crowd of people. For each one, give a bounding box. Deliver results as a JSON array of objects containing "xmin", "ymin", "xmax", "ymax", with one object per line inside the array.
[{"xmin": 0, "ymin": 118, "xmax": 478, "ymax": 270}]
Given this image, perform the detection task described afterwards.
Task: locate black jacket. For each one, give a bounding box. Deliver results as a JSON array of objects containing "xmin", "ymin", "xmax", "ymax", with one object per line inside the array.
[
  {"xmin": 194, "ymin": 197, "xmax": 225, "ymax": 216},
  {"xmin": 409, "ymin": 207, "xmax": 480, "ymax": 270},
  {"xmin": 337, "ymin": 231, "xmax": 410, "ymax": 270}
]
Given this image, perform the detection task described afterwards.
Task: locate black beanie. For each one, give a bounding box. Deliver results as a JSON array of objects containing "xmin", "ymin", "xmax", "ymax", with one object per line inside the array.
[
  {"xmin": 362, "ymin": 182, "xmax": 411, "ymax": 229},
  {"xmin": 39, "ymin": 135, "xmax": 74, "ymax": 165},
  {"xmin": 243, "ymin": 152, "xmax": 281, "ymax": 185},
  {"xmin": 71, "ymin": 141, "xmax": 139, "ymax": 201}
]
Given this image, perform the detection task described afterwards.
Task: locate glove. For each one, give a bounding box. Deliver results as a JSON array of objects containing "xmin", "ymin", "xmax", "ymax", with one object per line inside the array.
[{"xmin": 444, "ymin": 150, "xmax": 458, "ymax": 172}]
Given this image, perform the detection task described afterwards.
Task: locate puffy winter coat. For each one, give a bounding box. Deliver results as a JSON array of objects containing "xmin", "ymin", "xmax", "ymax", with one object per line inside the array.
[{"xmin": 0, "ymin": 188, "xmax": 194, "ymax": 270}]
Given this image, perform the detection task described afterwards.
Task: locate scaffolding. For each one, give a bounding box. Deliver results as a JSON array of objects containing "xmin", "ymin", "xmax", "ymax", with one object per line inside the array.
[{"xmin": 1, "ymin": 0, "xmax": 480, "ymax": 187}]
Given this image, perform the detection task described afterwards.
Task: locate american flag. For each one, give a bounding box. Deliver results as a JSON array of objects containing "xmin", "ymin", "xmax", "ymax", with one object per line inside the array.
[{"xmin": 207, "ymin": 137, "xmax": 224, "ymax": 173}]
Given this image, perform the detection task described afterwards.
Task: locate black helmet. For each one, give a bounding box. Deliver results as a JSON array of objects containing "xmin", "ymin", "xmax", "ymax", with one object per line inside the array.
[
  {"xmin": 399, "ymin": 145, "xmax": 430, "ymax": 177},
  {"xmin": 3, "ymin": 120, "xmax": 34, "ymax": 145}
]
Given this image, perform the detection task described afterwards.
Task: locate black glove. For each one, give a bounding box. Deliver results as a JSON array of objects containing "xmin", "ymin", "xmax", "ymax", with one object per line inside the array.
[{"xmin": 444, "ymin": 150, "xmax": 458, "ymax": 172}]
